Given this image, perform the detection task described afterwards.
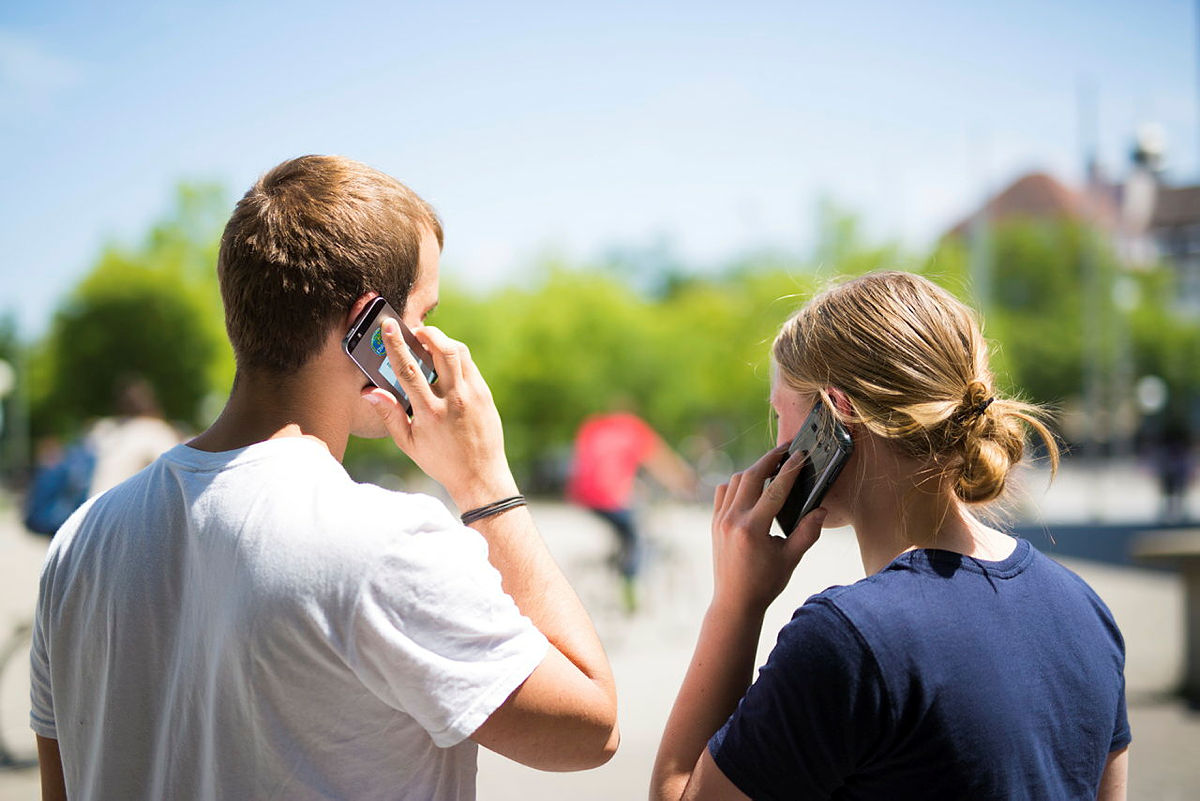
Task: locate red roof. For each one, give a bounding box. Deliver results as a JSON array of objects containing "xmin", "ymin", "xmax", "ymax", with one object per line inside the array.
[{"xmin": 946, "ymin": 172, "xmax": 1120, "ymax": 238}]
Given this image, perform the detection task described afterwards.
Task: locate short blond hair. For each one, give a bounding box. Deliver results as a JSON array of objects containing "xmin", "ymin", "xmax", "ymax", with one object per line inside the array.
[
  {"xmin": 218, "ymin": 155, "xmax": 442, "ymax": 373},
  {"xmin": 772, "ymin": 271, "xmax": 1058, "ymax": 504}
]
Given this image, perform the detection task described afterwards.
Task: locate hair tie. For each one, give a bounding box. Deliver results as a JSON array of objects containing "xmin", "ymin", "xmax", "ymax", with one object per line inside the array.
[{"xmin": 955, "ymin": 396, "xmax": 994, "ymax": 423}]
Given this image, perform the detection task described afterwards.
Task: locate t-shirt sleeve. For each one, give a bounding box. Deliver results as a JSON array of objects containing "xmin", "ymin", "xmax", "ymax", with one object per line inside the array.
[
  {"xmin": 1110, "ymin": 680, "xmax": 1130, "ymax": 751},
  {"xmin": 29, "ymin": 555, "xmax": 57, "ymax": 739},
  {"xmin": 1078, "ymin": 577, "xmax": 1131, "ymax": 753},
  {"xmin": 343, "ymin": 497, "xmax": 549, "ymax": 748},
  {"xmin": 709, "ymin": 597, "xmax": 889, "ymax": 801},
  {"xmin": 1109, "ymin": 619, "xmax": 1131, "ymax": 752}
]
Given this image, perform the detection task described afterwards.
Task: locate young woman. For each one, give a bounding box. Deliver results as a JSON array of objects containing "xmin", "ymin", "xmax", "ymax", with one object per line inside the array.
[{"xmin": 651, "ymin": 272, "xmax": 1129, "ymax": 801}]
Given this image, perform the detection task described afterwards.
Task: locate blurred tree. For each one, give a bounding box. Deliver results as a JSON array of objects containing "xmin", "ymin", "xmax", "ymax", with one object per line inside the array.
[
  {"xmin": 1127, "ymin": 263, "xmax": 1200, "ymax": 427},
  {"xmin": 346, "ymin": 260, "xmax": 827, "ymax": 488},
  {"xmin": 812, "ymin": 197, "xmax": 904, "ymax": 279},
  {"xmin": 30, "ymin": 183, "xmax": 232, "ymax": 438},
  {"xmin": 39, "ymin": 183, "xmax": 1196, "ymax": 489},
  {"xmin": 926, "ymin": 220, "xmax": 1103, "ymax": 405},
  {"xmin": 927, "ymin": 218, "xmax": 1200, "ymax": 449}
]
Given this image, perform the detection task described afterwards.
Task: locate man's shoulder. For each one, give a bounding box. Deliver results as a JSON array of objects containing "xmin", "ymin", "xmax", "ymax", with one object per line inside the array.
[{"xmin": 59, "ymin": 440, "xmax": 465, "ymax": 570}]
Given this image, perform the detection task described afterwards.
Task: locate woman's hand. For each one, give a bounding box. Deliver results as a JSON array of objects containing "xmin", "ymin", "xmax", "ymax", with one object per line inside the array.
[{"xmin": 710, "ymin": 444, "xmax": 827, "ymax": 615}]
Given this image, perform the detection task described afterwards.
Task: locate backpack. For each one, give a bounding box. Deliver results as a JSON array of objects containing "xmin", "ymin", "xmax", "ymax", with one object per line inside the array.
[{"xmin": 23, "ymin": 438, "xmax": 96, "ymax": 536}]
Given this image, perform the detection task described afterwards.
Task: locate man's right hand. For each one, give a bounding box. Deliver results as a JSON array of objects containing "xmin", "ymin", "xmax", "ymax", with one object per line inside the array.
[
  {"xmin": 369, "ymin": 318, "xmax": 620, "ymax": 772},
  {"xmin": 365, "ymin": 319, "xmax": 518, "ymax": 510}
]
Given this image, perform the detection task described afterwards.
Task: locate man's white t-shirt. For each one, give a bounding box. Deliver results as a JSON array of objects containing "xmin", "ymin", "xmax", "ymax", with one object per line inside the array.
[{"xmin": 30, "ymin": 438, "xmax": 549, "ymax": 800}]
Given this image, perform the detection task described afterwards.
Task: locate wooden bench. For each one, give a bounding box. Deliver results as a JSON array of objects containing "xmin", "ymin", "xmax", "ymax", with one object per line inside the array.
[{"xmin": 1132, "ymin": 529, "xmax": 1200, "ymax": 703}]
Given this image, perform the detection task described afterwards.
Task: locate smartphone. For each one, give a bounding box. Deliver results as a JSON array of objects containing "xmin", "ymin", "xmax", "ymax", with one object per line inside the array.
[
  {"xmin": 343, "ymin": 296, "xmax": 438, "ymax": 416},
  {"xmin": 772, "ymin": 400, "xmax": 853, "ymax": 536}
]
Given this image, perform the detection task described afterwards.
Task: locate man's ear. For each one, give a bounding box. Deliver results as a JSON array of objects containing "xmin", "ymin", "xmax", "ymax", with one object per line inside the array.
[{"xmin": 344, "ymin": 292, "xmax": 380, "ymax": 328}]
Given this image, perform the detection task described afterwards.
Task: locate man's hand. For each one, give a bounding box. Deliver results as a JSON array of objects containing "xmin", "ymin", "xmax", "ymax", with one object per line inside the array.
[
  {"xmin": 365, "ymin": 318, "xmax": 619, "ymax": 770},
  {"xmin": 710, "ymin": 445, "xmax": 826, "ymax": 615},
  {"xmin": 365, "ymin": 320, "xmax": 517, "ymax": 510}
]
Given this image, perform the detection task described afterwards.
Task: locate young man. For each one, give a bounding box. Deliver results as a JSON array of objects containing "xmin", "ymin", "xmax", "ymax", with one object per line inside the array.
[{"xmin": 30, "ymin": 155, "xmax": 618, "ymax": 801}]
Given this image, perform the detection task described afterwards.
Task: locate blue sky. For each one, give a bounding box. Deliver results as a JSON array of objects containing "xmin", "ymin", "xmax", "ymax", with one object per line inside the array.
[{"xmin": 1, "ymin": 0, "xmax": 1195, "ymax": 338}]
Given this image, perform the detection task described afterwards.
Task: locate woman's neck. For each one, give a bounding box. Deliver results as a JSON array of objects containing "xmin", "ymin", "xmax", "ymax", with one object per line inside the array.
[{"xmin": 849, "ymin": 457, "xmax": 1014, "ymax": 574}]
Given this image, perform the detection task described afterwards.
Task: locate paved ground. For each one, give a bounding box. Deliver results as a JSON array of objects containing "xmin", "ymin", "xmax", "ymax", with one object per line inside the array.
[{"xmin": 1, "ymin": 458, "xmax": 1197, "ymax": 799}]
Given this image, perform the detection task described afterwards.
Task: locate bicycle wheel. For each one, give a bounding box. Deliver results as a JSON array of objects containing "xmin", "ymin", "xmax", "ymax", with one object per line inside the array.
[{"xmin": 0, "ymin": 622, "xmax": 37, "ymax": 769}]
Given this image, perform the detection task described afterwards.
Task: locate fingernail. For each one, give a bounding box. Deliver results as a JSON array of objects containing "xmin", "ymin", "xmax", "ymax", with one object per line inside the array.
[{"xmin": 364, "ymin": 393, "xmax": 380, "ymax": 406}]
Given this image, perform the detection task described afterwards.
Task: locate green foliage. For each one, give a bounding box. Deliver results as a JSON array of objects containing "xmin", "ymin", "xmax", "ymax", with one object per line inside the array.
[
  {"xmin": 33, "ymin": 178, "xmax": 1200, "ymax": 481},
  {"xmin": 30, "ymin": 184, "xmax": 232, "ymax": 438},
  {"xmin": 927, "ymin": 218, "xmax": 1200, "ymax": 443},
  {"xmin": 1127, "ymin": 265, "xmax": 1200, "ymax": 421},
  {"xmin": 410, "ymin": 263, "xmax": 827, "ymax": 484},
  {"xmin": 926, "ymin": 220, "xmax": 1104, "ymax": 405}
]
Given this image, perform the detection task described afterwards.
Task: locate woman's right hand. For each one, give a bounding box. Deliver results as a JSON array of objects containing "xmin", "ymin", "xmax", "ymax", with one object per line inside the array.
[{"xmin": 710, "ymin": 444, "xmax": 827, "ymax": 615}]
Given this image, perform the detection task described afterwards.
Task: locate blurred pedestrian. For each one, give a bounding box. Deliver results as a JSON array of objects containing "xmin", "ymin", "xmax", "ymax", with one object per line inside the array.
[
  {"xmin": 652, "ymin": 272, "xmax": 1129, "ymax": 800},
  {"xmin": 23, "ymin": 377, "xmax": 179, "ymax": 536},
  {"xmin": 567, "ymin": 409, "xmax": 696, "ymax": 612},
  {"xmin": 87, "ymin": 376, "xmax": 182, "ymax": 496},
  {"xmin": 31, "ymin": 156, "xmax": 617, "ymax": 801},
  {"xmin": 1156, "ymin": 418, "xmax": 1194, "ymax": 523}
]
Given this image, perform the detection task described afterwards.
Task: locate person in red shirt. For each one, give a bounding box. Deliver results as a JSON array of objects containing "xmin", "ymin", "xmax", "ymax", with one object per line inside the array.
[{"xmin": 567, "ymin": 412, "xmax": 696, "ymax": 611}]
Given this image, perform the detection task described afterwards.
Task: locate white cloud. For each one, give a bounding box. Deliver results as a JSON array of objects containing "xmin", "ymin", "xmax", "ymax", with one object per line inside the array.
[{"xmin": 0, "ymin": 29, "xmax": 82, "ymax": 101}]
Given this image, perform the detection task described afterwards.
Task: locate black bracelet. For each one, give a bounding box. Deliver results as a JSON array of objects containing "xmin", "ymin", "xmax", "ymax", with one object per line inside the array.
[{"xmin": 460, "ymin": 495, "xmax": 527, "ymax": 525}]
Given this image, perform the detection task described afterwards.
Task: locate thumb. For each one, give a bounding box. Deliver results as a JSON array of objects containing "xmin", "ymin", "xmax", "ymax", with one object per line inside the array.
[
  {"xmin": 364, "ymin": 388, "xmax": 413, "ymax": 449},
  {"xmin": 785, "ymin": 507, "xmax": 827, "ymax": 559}
]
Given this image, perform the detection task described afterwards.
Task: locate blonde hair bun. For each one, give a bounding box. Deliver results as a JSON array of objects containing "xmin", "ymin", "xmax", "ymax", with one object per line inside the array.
[{"xmin": 772, "ymin": 272, "xmax": 1058, "ymax": 505}]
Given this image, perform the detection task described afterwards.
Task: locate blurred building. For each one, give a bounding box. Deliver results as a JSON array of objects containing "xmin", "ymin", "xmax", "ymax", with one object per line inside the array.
[
  {"xmin": 948, "ymin": 125, "xmax": 1200, "ymax": 313},
  {"xmin": 943, "ymin": 125, "xmax": 1200, "ymax": 456},
  {"xmin": 945, "ymin": 170, "xmax": 1118, "ymax": 239}
]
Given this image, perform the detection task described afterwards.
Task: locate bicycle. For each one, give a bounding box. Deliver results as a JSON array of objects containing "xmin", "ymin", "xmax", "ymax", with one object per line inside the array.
[
  {"xmin": 0, "ymin": 618, "xmax": 36, "ymax": 769},
  {"xmin": 564, "ymin": 493, "xmax": 708, "ymax": 650}
]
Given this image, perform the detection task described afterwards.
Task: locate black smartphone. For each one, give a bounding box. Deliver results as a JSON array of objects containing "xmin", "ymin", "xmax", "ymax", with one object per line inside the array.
[
  {"xmin": 343, "ymin": 296, "xmax": 438, "ymax": 416},
  {"xmin": 772, "ymin": 401, "xmax": 853, "ymax": 536}
]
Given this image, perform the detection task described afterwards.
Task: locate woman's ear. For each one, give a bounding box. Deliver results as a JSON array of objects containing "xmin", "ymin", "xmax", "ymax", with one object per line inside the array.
[{"xmin": 826, "ymin": 386, "xmax": 854, "ymax": 418}]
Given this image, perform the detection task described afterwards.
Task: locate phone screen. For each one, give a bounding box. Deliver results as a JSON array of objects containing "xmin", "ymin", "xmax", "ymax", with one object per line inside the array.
[
  {"xmin": 343, "ymin": 297, "xmax": 438, "ymax": 416},
  {"xmin": 772, "ymin": 401, "xmax": 853, "ymax": 536}
]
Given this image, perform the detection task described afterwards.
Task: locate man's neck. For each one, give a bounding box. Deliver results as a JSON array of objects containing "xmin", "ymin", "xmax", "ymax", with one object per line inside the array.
[{"xmin": 188, "ymin": 368, "xmax": 348, "ymax": 461}]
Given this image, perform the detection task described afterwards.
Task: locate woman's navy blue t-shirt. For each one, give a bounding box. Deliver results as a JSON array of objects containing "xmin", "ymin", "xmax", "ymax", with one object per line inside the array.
[{"xmin": 709, "ymin": 538, "xmax": 1129, "ymax": 800}]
